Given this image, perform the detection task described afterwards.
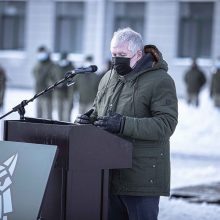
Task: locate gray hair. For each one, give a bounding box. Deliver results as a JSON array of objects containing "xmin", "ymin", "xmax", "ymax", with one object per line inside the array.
[{"xmin": 110, "ymin": 27, "xmax": 143, "ymax": 55}]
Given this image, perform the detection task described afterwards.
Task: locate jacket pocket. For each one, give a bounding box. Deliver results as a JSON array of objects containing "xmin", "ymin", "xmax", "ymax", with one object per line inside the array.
[{"xmin": 120, "ymin": 147, "xmax": 165, "ymax": 188}]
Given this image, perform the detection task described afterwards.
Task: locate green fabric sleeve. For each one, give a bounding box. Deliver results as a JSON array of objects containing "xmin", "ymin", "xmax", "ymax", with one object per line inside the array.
[{"xmin": 123, "ymin": 77, "xmax": 178, "ymax": 141}]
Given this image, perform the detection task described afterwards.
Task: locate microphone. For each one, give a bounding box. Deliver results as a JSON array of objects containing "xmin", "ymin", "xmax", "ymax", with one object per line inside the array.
[{"xmin": 65, "ymin": 65, "xmax": 98, "ymax": 78}]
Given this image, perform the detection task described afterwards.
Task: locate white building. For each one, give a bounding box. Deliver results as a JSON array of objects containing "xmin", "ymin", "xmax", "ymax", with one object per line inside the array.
[{"xmin": 0, "ymin": 0, "xmax": 220, "ymax": 96}]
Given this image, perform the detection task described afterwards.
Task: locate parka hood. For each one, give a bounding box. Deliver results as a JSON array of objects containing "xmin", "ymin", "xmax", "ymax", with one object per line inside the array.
[{"xmin": 140, "ymin": 45, "xmax": 168, "ymax": 72}]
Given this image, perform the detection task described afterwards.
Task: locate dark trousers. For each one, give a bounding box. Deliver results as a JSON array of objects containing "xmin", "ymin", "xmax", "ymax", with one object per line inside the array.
[{"xmin": 108, "ymin": 195, "xmax": 160, "ymax": 220}]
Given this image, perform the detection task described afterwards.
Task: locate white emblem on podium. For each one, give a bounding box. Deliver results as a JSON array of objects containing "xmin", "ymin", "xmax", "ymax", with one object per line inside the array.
[{"xmin": 0, "ymin": 154, "xmax": 18, "ymax": 220}]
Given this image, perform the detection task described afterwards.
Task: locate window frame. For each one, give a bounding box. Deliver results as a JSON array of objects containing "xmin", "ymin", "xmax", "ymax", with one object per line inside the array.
[
  {"xmin": 177, "ymin": 2, "xmax": 214, "ymax": 59},
  {"xmin": 113, "ymin": 2, "xmax": 145, "ymax": 39},
  {"xmin": 0, "ymin": 0, "xmax": 27, "ymax": 51},
  {"xmin": 54, "ymin": 1, "xmax": 85, "ymax": 54}
]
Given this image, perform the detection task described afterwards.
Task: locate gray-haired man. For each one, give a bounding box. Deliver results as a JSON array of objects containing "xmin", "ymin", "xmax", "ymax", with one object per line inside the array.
[{"xmin": 76, "ymin": 27, "xmax": 178, "ymax": 220}]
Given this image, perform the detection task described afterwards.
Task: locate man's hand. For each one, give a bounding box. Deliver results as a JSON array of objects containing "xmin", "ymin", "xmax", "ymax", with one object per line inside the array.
[
  {"xmin": 74, "ymin": 109, "xmax": 94, "ymax": 124},
  {"xmin": 94, "ymin": 113, "xmax": 125, "ymax": 134}
]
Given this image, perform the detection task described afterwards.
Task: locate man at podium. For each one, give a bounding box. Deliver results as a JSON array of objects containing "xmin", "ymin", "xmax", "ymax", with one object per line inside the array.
[{"xmin": 76, "ymin": 27, "xmax": 178, "ymax": 220}]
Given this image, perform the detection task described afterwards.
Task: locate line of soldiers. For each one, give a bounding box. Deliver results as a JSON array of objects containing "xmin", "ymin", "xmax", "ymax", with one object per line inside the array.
[
  {"xmin": 184, "ymin": 58, "xmax": 220, "ymax": 108},
  {"xmin": 32, "ymin": 46, "xmax": 105, "ymax": 121},
  {"xmin": 2, "ymin": 52, "xmax": 220, "ymax": 120}
]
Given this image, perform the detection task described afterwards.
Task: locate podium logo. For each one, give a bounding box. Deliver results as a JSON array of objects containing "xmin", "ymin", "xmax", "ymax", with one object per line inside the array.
[{"xmin": 0, "ymin": 154, "xmax": 18, "ymax": 220}]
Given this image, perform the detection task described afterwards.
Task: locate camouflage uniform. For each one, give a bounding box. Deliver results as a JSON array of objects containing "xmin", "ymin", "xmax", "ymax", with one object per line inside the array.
[
  {"xmin": 0, "ymin": 66, "xmax": 6, "ymax": 110},
  {"xmin": 74, "ymin": 73, "xmax": 100, "ymax": 114},
  {"xmin": 210, "ymin": 68, "xmax": 220, "ymax": 107},
  {"xmin": 184, "ymin": 65, "xmax": 206, "ymax": 107},
  {"xmin": 33, "ymin": 59, "xmax": 60, "ymax": 119},
  {"xmin": 56, "ymin": 61, "xmax": 74, "ymax": 121}
]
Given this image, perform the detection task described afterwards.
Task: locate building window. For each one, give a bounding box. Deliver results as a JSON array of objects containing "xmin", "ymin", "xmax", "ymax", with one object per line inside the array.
[
  {"xmin": 178, "ymin": 2, "xmax": 214, "ymax": 58},
  {"xmin": 0, "ymin": 1, "xmax": 26, "ymax": 50},
  {"xmin": 114, "ymin": 2, "xmax": 145, "ymax": 38},
  {"xmin": 55, "ymin": 2, "xmax": 85, "ymax": 53}
]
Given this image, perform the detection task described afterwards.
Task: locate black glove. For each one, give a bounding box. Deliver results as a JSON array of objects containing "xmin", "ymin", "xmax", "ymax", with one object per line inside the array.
[
  {"xmin": 94, "ymin": 113, "xmax": 125, "ymax": 134},
  {"xmin": 74, "ymin": 109, "xmax": 94, "ymax": 124}
]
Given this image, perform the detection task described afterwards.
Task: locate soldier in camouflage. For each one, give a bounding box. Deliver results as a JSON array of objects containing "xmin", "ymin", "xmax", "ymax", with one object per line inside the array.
[
  {"xmin": 33, "ymin": 46, "xmax": 60, "ymax": 119},
  {"xmin": 0, "ymin": 65, "xmax": 6, "ymax": 111},
  {"xmin": 184, "ymin": 59, "xmax": 206, "ymax": 107},
  {"xmin": 56, "ymin": 52, "xmax": 75, "ymax": 121},
  {"xmin": 210, "ymin": 57, "xmax": 220, "ymax": 108},
  {"xmin": 74, "ymin": 55, "xmax": 100, "ymax": 114}
]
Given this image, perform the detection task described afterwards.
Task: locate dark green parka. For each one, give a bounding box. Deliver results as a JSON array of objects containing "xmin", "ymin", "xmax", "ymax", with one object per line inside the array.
[{"xmin": 92, "ymin": 45, "xmax": 178, "ymax": 196}]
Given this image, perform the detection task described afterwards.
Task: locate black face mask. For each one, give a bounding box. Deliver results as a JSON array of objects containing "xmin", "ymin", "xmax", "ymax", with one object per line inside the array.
[{"xmin": 112, "ymin": 57, "xmax": 133, "ymax": 76}]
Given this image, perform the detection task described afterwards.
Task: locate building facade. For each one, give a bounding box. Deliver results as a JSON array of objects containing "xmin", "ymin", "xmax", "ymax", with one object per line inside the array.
[{"xmin": 0, "ymin": 0, "xmax": 220, "ymax": 96}]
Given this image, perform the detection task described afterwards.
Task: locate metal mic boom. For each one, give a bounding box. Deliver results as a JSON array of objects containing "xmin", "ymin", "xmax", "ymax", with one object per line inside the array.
[{"xmin": 64, "ymin": 65, "xmax": 98, "ymax": 82}]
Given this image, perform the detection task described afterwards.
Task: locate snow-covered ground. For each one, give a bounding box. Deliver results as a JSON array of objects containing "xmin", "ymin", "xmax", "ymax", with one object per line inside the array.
[
  {"xmin": 162, "ymin": 89, "xmax": 220, "ymax": 220},
  {"xmin": 170, "ymin": 89, "xmax": 220, "ymax": 189},
  {"xmin": 172, "ymin": 89, "xmax": 220, "ymax": 158},
  {"xmin": 0, "ymin": 87, "xmax": 220, "ymax": 219}
]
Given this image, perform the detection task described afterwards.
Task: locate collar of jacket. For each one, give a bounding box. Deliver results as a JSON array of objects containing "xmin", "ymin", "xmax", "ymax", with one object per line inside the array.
[{"xmin": 114, "ymin": 44, "xmax": 168, "ymax": 83}]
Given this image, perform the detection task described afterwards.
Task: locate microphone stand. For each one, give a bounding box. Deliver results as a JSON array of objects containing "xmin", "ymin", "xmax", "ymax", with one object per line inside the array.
[{"xmin": 0, "ymin": 72, "xmax": 76, "ymax": 120}]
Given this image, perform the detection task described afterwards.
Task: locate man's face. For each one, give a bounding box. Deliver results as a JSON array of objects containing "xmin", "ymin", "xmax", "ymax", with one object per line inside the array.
[{"xmin": 111, "ymin": 41, "xmax": 142, "ymax": 68}]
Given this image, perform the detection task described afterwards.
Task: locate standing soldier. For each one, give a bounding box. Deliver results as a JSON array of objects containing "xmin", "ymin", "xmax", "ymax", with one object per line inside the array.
[
  {"xmin": 0, "ymin": 65, "xmax": 6, "ymax": 111},
  {"xmin": 56, "ymin": 52, "xmax": 74, "ymax": 121},
  {"xmin": 210, "ymin": 57, "xmax": 220, "ymax": 108},
  {"xmin": 184, "ymin": 59, "xmax": 206, "ymax": 107},
  {"xmin": 33, "ymin": 46, "xmax": 60, "ymax": 119},
  {"xmin": 74, "ymin": 55, "xmax": 100, "ymax": 114}
]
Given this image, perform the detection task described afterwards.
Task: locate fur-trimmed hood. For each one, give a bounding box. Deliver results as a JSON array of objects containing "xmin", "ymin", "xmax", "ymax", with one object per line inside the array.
[
  {"xmin": 139, "ymin": 44, "xmax": 168, "ymax": 72},
  {"xmin": 122, "ymin": 44, "xmax": 168, "ymax": 81}
]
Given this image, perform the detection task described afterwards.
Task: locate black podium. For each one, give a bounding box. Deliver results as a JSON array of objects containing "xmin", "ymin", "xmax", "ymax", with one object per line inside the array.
[{"xmin": 4, "ymin": 118, "xmax": 132, "ymax": 220}]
